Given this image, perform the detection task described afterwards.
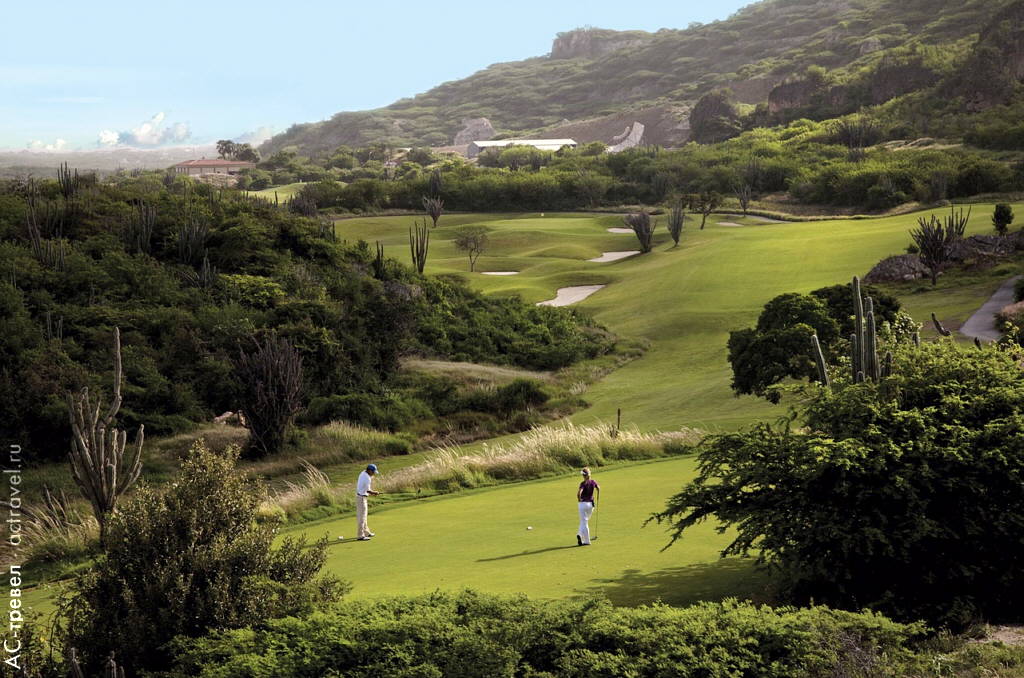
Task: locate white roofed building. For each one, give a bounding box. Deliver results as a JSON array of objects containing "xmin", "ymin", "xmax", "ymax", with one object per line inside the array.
[{"xmin": 467, "ymin": 138, "xmax": 577, "ymax": 158}]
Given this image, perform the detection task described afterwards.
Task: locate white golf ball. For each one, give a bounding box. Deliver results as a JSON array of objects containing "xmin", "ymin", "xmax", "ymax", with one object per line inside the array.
[
  {"xmin": 527, "ymin": 526, "xmax": 533, "ymax": 530},
  {"xmin": 338, "ymin": 536, "xmax": 344, "ymax": 540}
]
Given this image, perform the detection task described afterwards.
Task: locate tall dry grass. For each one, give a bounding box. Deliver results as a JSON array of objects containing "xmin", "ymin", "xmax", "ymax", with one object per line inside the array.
[
  {"xmin": 378, "ymin": 423, "xmax": 703, "ymax": 494},
  {"xmin": 263, "ymin": 423, "xmax": 702, "ymax": 521}
]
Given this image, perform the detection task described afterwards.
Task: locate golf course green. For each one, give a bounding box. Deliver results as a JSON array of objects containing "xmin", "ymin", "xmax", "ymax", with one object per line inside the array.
[
  {"xmin": 22, "ymin": 205, "xmax": 1020, "ymax": 617},
  {"xmin": 292, "ymin": 456, "xmax": 767, "ymax": 606}
]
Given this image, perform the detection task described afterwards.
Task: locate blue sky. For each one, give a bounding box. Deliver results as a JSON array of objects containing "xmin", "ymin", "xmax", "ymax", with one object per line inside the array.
[{"xmin": 0, "ymin": 0, "xmax": 751, "ymax": 150}]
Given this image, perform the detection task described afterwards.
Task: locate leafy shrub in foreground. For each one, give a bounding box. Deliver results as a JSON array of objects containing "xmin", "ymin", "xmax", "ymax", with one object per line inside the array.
[
  {"xmin": 159, "ymin": 592, "xmax": 923, "ymax": 678},
  {"xmin": 60, "ymin": 440, "xmax": 347, "ymax": 674},
  {"xmin": 657, "ymin": 341, "xmax": 1024, "ymax": 627}
]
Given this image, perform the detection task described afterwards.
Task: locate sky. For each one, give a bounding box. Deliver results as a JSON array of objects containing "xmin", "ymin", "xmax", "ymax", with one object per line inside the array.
[{"xmin": 0, "ymin": 0, "xmax": 751, "ymax": 151}]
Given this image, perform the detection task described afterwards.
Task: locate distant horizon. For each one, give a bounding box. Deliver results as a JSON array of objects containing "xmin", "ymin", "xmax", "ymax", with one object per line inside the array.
[{"xmin": 0, "ymin": 0, "xmax": 751, "ymax": 151}]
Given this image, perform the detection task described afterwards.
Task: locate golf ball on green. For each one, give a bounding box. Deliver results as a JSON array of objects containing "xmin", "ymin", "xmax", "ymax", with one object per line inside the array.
[{"xmin": 527, "ymin": 526, "xmax": 533, "ymax": 530}]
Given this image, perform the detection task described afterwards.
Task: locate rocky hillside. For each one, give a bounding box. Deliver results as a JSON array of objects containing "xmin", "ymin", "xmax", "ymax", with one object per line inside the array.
[{"xmin": 262, "ymin": 0, "xmax": 1011, "ymax": 156}]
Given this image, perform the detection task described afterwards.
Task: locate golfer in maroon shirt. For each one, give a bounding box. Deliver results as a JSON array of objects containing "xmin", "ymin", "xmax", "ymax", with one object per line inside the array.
[{"xmin": 577, "ymin": 467, "xmax": 600, "ymax": 546}]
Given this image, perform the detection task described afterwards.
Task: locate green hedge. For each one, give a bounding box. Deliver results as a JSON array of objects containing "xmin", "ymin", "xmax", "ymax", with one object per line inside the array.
[{"xmin": 160, "ymin": 592, "xmax": 924, "ymax": 678}]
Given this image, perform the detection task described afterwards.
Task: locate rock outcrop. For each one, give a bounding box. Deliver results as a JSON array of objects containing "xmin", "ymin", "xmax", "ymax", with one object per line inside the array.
[
  {"xmin": 864, "ymin": 254, "xmax": 929, "ymax": 283},
  {"xmin": 551, "ymin": 28, "xmax": 650, "ymax": 60},
  {"xmin": 454, "ymin": 118, "xmax": 496, "ymax": 145},
  {"xmin": 608, "ymin": 122, "xmax": 645, "ymax": 153}
]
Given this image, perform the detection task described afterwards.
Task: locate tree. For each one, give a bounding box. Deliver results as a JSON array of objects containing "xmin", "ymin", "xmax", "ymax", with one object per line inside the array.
[
  {"xmin": 453, "ymin": 225, "xmax": 489, "ymax": 272},
  {"xmin": 428, "ymin": 168, "xmax": 443, "ymax": 198},
  {"xmin": 575, "ymin": 171, "xmax": 611, "ymax": 207},
  {"xmin": 910, "ymin": 205, "xmax": 969, "ymax": 285},
  {"xmin": 727, "ymin": 282, "xmax": 900, "ymax": 400},
  {"xmin": 67, "ymin": 328, "xmax": 143, "ymax": 546},
  {"xmin": 624, "ymin": 210, "xmax": 656, "ymax": 253},
  {"xmin": 216, "ymin": 139, "xmax": 237, "ymax": 160},
  {"xmin": 651, "ymin": 339, "xmax": 1024, "ymax": 627},
  {"xmin": 234, "ymin": 333, "xmax": 304, "ymax": 457},
  {"xmin": 61, "ymin": 439, "xmax": 346, "ymax": 674},
  {"xmin": 423, "ymin": 195, "xmax": 444, "ymax": 228},
  {"xmin": 667, "ymin": 198, "xmax": 686, "ymax": 247},
  {"xmin": 233, "ymin": 143, "xmax": 260, "ymax": 163},
  {"xmin": 688, "ymin": 191, "xmax": 721, "ymax": 230},
  {"xmin": 993, "ymin": 203, "xmax": 1015, "ymax": 235},
  {"xmin": 688, "ymin": 90, "xmax": 741, "ymax": 144}
]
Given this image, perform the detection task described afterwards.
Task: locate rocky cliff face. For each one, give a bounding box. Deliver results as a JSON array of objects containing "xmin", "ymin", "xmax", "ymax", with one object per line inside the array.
[
  {"xmin": 550, "ymin": 28, "xmax": 650, "ymax": 60},
  {"xmin": 453, "ymin": 118, "xmax": 496, "ymax": 145}
]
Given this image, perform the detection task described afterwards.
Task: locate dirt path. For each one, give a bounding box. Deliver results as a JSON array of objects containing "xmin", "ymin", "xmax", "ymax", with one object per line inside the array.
[{"xmin": 959, "ymin": 275, "xmax": 1022, "ymax": 341}]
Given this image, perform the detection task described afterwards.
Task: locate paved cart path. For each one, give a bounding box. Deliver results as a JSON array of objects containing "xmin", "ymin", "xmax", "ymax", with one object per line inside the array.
[{"xmin": 960, "ymin": 275, "xmax": 1022, "ymax": 341}]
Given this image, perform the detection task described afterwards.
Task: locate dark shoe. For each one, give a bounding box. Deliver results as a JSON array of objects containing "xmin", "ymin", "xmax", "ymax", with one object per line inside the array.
[
  {"xmin": 576, "ymin": 535, "xmax": 583, "ymax": 546},
  {"xmin": 582, "ymin": 543, "xmax": 591, "ymax": 546}
]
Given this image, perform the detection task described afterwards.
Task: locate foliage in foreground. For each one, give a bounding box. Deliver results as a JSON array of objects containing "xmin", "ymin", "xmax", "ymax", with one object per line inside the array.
[
  {"xmin": 655, "ymin": 340, "xmax": 1024, "ymax": 627},
  {"xmin": 158, "ymin": 592, "xmax": 923, "ymax": 678},
  {"xmin": 59, "ymin": 440, "xmax": 346, "ymax": 674}
]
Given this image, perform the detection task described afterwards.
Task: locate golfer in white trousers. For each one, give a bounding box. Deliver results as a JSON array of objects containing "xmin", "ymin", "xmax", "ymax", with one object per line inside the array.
[
  {"xmin": 356, "ymin": 463, "xmax": 380, "ymax": 541},
  {"xmin": 577, "ymin": 467, "xmax": 600, "ymax": 546}
]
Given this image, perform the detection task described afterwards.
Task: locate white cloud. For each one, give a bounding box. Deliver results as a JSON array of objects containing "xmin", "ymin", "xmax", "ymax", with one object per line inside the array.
[
  {"xmin": 234, "ymin": 125, "xmax": 275, "ymax": 145},
  {"xmin": 96, "ymin": 111, "xmax": 192, "ymax": 147},
  {"xmin": 27, "ymin": 138, "xmax": 67, "ymax": 152}
]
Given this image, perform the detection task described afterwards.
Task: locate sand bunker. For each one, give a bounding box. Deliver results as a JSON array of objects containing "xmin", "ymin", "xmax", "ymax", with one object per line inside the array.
[
  {"xmin": 606, "ymin": 227, "xmax": 634, "ymax": 234},
  {"xmin": 536, "ymin": 285, "xmax": 606, "ymax": 307},
  {"xmin": 588, "ymin": 251, "xmax": 640, "ymax": 263},
  {"xmin": 480, "ymin": 271, "xmax": 519, "ymax": 276},
  {"xmin": 717, "ymin": 221, "xmax": 742, "ymax": 227}
]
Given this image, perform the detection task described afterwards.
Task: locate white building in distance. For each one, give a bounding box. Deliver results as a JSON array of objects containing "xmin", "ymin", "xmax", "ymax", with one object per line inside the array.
[
  {"xmin": 172, "ymin": 159, "xmax": 256, "ymax": 176},
  {"xmin": 467, "ymin": 139, "xmax": 577, "ymax": 158}
]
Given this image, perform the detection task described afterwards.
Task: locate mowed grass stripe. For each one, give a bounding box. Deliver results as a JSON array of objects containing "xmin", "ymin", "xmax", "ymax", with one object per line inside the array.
[{"xmin": 291, "ymin": 456, "xmax": 767, "ymax": 606}]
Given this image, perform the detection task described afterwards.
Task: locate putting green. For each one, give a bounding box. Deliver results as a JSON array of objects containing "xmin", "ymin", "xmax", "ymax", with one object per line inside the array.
[{"xmin": 290, "ymin": 455, "xmax": 767, "ymax": 606}]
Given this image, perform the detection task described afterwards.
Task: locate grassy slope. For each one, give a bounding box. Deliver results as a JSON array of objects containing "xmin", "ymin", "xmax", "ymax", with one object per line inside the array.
[
  {"xmin": 335, "ymin": 206, "xmax": 1020, "ymax": 431},
  {"xmin": 292, "ymin": 456, "xmax": 767, "ymax": 606}
]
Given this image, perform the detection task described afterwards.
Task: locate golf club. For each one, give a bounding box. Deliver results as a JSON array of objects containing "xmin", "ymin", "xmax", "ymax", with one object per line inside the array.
[{"xmin": 591, "ymin": 499, "xmax": 599, "ymax": 541}]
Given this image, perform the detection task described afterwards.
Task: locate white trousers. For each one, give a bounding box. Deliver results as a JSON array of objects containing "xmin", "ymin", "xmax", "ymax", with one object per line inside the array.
[
  {"xmin": 578, "ymin": 501, "xmax": 594, "ymax": 544},
  {"xmin": 356, "ymin": 495, "xmax": 370, "ymax": 538}
]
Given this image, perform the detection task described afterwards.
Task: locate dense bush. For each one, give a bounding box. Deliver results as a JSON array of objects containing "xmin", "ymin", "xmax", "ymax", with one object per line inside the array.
[
  {"xmin": 728, "ymin": 282, "xmax": 900, "ymax": 399},
  {"xmin": 159, "ymin": 592, "xmax": 923, "ymax": 678},
  {"xmin": 61, "ymin": 440, "xmax": 346, "ymax": 674},
  {"xmin": 657, "ymin": 340, "xmax": 1024, "ymax": 626},
  {"xmin": 0, "ymin": 177, "xmax": 611, "ymax": 459}
]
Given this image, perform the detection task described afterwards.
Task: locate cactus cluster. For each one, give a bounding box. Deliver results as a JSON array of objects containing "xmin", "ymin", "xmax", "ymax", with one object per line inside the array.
[
  {"xmin": 811, "ymin": 276, "xmax": 902, "ymax": 387},
  {"xmin": 67, "ymin": 328, "xmax": 144, "ymax": 545},
  {"xmin": 409, "ymin": 218, "xmax": 430, "ymax": 273}
]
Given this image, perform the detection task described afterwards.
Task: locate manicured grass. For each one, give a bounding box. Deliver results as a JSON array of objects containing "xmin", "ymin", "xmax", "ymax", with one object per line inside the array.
[
  {"xmin": 335, "ymin": 206, "xmax": 1022, "ymax": 431},
  {"xmin": 290, "ymin": 455, "xmax": 768, "ymax": 607},
  {"xmin": 250, "ymin": 182, "xmax": 307, "ymax": 201}
]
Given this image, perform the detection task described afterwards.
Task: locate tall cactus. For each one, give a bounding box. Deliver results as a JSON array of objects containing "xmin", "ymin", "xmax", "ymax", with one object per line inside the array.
[
  {"xmin": 409, "ymin": 218, "xmax": 430, "ymax": 274},
  {"xmin": 67, "ymin": 328, "xmax": 144, "ymax": 546}
]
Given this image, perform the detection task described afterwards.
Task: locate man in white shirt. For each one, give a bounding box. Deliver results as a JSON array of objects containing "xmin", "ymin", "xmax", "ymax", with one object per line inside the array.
[{"xmin": 356, "ymin": 464, "xmax": 380, "ymax": 541}]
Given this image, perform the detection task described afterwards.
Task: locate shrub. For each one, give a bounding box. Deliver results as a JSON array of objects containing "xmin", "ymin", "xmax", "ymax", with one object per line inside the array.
[
  {"xmin": 301, "ymin": 392, "xmax": 430, "ymax": 432},
  {"xmin": 61, "ymin": 440, "xmax": 346, "ymax": 674},
  {"xmin": 655, "ymin": 341, "xmax": 1024, "ymax": 627},
  {"xmin": 161, "ymin": 593, "xmax": 924, "ymax": 678}
]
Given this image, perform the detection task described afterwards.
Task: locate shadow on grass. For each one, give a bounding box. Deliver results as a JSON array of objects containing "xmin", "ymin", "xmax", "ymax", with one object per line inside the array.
[
  {"xmin": 582, "ymin": 557, "xmax": 774, "ymax": 607},
  {"xmin": 477, "ymin": 546, "xmax": 581, "ymax": 562}
]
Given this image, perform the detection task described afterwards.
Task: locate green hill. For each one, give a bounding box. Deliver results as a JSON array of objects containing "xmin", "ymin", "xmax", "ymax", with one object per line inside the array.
[{"xmin": 261, "ymin": 0, "xmax": 1018, "ymax": 155}]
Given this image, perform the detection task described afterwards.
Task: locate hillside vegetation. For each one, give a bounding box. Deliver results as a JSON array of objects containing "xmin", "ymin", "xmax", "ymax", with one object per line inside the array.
[{"xmin": 262, "ymin": 0, "xmax": 1014, "ymax": 154}]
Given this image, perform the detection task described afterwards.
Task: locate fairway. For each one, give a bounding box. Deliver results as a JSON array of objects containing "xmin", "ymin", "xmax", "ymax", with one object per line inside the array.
[
  {"xmin": 291, "ymin": 456, "xmax": 767, "ymax": 606},
  {"xmin": 335, "ymin": 207, "xmax": 1019, "ymax": 431}
]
